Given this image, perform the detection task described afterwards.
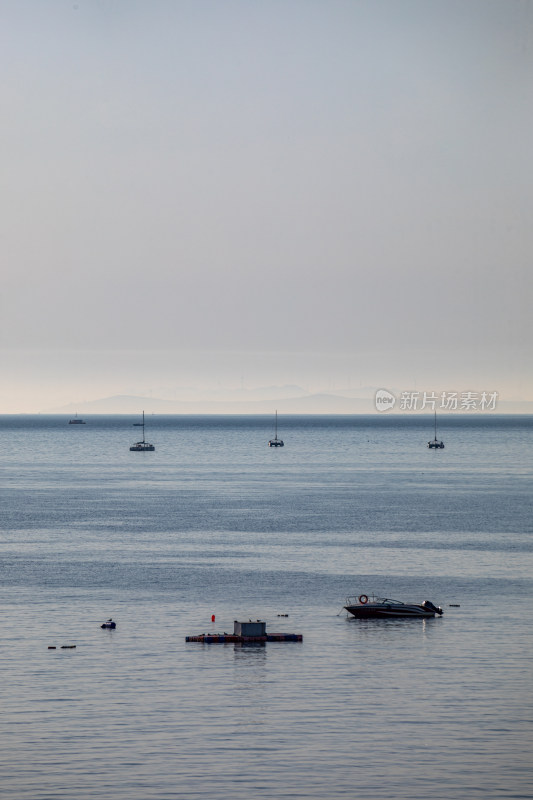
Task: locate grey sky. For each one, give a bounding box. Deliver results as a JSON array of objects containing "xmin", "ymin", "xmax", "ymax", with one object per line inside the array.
[{"xmin": 1, "ymin": 0, "xmax": 531, "ymax": 411}]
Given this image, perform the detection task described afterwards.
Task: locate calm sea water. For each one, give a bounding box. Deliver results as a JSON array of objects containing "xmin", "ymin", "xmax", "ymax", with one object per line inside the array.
[{"xmin": 0, "ymin": 414, "xmax": 532, "ymax": 800}]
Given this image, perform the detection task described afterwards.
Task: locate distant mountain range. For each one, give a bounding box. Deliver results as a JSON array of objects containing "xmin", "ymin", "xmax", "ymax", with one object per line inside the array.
[
  {"xmin": 49, "ymin": 393, "xmax": 533, "ymax": 415},
  {"xmin": 51, "ymin": 392, "xmax": 374, "ymax": 414}
]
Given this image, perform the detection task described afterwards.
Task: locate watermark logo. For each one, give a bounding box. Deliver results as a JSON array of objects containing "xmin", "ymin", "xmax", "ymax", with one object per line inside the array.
[
  {"xmin": 375, "ymin": 389, "xmax": 498, "ymax": 412},
  {"xmin": 375, "ymin": 389, "xmax": 396, "ymax": 412}
]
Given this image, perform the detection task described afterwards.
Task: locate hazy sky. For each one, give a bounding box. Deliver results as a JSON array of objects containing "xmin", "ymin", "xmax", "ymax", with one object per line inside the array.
[{"xmin": 1, "ymin": 0, "xmax": 531, "ymax": 411}]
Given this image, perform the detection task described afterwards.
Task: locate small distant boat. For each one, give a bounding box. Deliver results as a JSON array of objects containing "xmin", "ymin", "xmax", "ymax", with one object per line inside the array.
[
  {"xmin": 68, "ymin": 413, "xmax": 85, "ymax": 424},
  {"xmin": 101, "ymin": 618, "xmax": 116, "ymax": 629},
  {"xmin": 344, "ymin": 594, "xmax": 443, "ymax": 618},
  {"xmin": 130, "ymin": 411, "xmax": 155, "ymax": 452},
  {"xmin": 428, "ymin": 410, "xmax": 444, "ymax": 449},
  {"xmin": 268, "ymin": 410, "xmax": 284, "ymax": 447}
]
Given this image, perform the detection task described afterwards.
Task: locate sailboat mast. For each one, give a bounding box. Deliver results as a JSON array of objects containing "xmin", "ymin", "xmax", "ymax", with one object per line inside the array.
[
  {"xmin": 434, "ymin": 410, "xmax": 437, "ymax": 439},
  {"xmin": 142, "ymin": 410, "xmax": 145, "ymax": 444},
  {"xmin": 275, "ymin": 410, "xmax": 278, "ymax": 438}
]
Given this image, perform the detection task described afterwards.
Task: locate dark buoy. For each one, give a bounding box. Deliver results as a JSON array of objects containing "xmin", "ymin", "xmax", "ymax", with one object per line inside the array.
[{"xmin": 101, "ymin": 618, "xmax": 116, "ymax": 629}]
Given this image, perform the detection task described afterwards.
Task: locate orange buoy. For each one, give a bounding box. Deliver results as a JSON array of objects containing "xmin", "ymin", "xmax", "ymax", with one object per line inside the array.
[{"xmin": 211, "ymin": 614, "xmax": 215, "ymax": 623}]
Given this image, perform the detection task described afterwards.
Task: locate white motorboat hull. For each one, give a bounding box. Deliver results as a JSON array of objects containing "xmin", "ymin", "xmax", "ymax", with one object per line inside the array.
[{"xmin": 344, "ymin": 597, "xmax": 443, "ymax": 619}]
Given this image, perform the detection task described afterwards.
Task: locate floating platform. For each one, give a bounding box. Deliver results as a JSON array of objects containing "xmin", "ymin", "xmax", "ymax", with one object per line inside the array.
[
  {"xmin": 186, "ymin": 619, "xmax": 302, "ymax": 644},
  {"xmin": 186, "ymin": 632, "xmax": 302, "ymax": 643}
]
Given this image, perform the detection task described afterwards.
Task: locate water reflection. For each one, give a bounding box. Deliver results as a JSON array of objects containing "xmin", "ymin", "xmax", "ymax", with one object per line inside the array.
[
  {"xmin": 345, "ymin": 616, "xmax": 441, "ymax": 638},
  {"xmin": 233, "ymin": 642, "xmax": 268, "ymax": 655},
  {"xmin": 232, "ymin": 643, "xmax": 268, "ymax": 672}
]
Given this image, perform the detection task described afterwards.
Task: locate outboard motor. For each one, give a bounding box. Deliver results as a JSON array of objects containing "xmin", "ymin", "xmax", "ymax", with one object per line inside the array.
[{"xmin": 422, "ymin": 600, "xmax": 443, "ymax": 616}]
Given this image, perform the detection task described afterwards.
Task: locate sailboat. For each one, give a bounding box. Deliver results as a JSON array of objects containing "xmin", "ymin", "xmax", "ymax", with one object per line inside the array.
[
  {"xmin": 427, "ymin": 410, "xmax": 444, "ymax": 449},
  {"xmin": 68, "ymin": 412, "xmax": 85, "ymax": 424},
  {"xmin": 130, "ymin": 411, "xmax": 155, "ymax": 451},
  {"xmin": 268, "ymin": 410, "xmax": 284, "ymax": 447}
]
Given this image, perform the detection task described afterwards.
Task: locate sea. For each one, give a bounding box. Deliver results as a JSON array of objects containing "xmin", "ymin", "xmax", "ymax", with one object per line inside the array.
[{"xmin": 0, "ymin": 413, "xmax": 532, "ymax": 800}]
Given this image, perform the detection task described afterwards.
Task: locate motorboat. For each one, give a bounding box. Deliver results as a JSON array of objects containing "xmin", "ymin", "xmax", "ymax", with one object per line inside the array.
[
  {"xmin": 101, "ymin": 618, "xmax": 116, "ymax": 629},
  {"xmin": 344, "ymin": 594, "xmax": 443, "ymax": 618},
  {"xmin": 268, "ymin": 410, "xmax": 284, "ymax": 447},
  {"xmin": 130, "ymin": 410, "xmax": 155, "ymax": 452}
]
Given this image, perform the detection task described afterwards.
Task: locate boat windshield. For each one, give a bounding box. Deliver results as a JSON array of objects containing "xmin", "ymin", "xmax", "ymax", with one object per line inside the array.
[{"xmin": 345, "ymin": 595, "xmax": 407, "ymax": 605}]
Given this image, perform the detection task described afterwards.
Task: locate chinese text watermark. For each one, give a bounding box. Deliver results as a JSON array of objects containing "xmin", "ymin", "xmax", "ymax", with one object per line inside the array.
[{"xmin": 375, "ymin": 390, "xmax": 498, "ymax": 412}]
